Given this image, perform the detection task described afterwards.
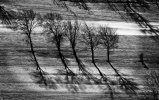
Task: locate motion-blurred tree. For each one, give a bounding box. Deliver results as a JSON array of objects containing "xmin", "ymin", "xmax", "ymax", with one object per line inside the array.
[
  {"xmin": 82, "ymin": 23, "xmax": 115, "ymax": 100},
  {"xmin": 1, "ymin": 0, "xmax": 158, "ymax": 98},
  {"xmin": 98, "ymin": 26, "xmax": 118, "ymax": 63},
  {"xmin": 82, "ymin": 23, "xmax": 103, "ymax": 76},
  {"xmin": 64, "ymin": 20, "xmax": 93, "ymax": 80},
  {"xmin": 9, "ymin": 9, "xmax": 48, "ymax": 85},
  {"xmin": 98, "ymin": 25, "xmax": 138, "ymax": 95},
  {"xmin": 43, "ymin": 13, "xmax": 75, "ymax": 81},
  {"xmin": 11, "ymin": 10, "xmax": 42, "ymax": 70}
]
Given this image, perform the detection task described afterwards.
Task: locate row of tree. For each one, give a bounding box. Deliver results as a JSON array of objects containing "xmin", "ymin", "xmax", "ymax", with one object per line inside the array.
[
  {"xmin": 0, "ymin": 1, "xmax": 139, "ymax": 99},
  {"xmin": 5, "ymin": 9, "xmax": 139, "ymax": 99},
  {"xmin": 0, "ymin": 0, "xmax": 159, "ymax": 99}
]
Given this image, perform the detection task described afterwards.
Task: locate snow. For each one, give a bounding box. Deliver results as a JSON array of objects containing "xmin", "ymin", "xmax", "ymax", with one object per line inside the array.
[
  {"xmin": 1, "ymin": 21, "xmax": 159, "ymax": 35},
  {"xmin": 7, "ymin": 53, "xmax": 136, "ymax": 93},
  {"xmin": 2, "ymin": 20, "xmax": 158, "ymax": 93}
]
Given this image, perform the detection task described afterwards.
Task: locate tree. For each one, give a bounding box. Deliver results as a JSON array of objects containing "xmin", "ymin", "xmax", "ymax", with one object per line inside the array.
[
  {"xmin": 2, "ymin": 0, "xmax": 158, "ymax": 97},
  {"xmin": 98, "ymin": 26, "xmax": 118, "ymax": 63},
  {"xmin": 82, "ymin": 23, "xmax": 115, "ymax": 100},
  {"xmin": 98, "ymin": 25, "xmax": 138, "ymax": 95},
  {"xmin": 10, "ymin": 9, "xmax": 47, "ymax": 85},
  {"xmin": 43, "ymin": 13, "xmax": 75, "ymax": 81},
  {"xmin": 64, "ymin": 20, "xmax": 92, "ymax": 80},
  {"xmin": 82, "ymin": 23, "xmax": 104, "ymax": 77}
]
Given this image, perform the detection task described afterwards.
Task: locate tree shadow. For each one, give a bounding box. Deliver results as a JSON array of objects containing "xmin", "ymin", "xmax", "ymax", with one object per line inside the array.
[
  {"xmin": 30, "ymin": 70, "xmax": 58, "ymax": 89},
  {"xmin": 108, "ymin": 62, "xmax": 139, "ymax": 96}
]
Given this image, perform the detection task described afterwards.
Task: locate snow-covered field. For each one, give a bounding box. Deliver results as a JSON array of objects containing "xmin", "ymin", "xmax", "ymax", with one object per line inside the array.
[
  {"xmin": 1, "ymin": 20, "xmax": 159, "ymax": 100},
  {"xmin": 1, "ymin": 21, "xmax": 159, "ymax": 35},
  {"xmin": 1, "ymin": 0, "xmax": 159, "ymax": 99}
]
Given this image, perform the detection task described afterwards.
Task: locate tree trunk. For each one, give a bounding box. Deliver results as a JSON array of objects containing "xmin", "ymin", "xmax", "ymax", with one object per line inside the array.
[
  {"xmin": 107, "ymin": 47, "xmax": 110, "ymax": 63},
  {"xmin": 72, "ymin": 45, "xmax": 81, "ymax": 68},
  {"xmin": 28, "ymin": 35, "xmax": 47, "ymax": 86},
  {"xmin": 91, "ymin": 47, "xmax": 103, "ymax": 77},
  {"xmin": 91, "ymin": 47, "xmax": 114, "ymax": 100},
  {"xmin": 28, "ymin": 35, "xmax": 40, "ymax": 70},
  {"xmin": 71, "ymin": 44, "xmax": 88, "ymax": 77},
  {"xmin": 56, "ymin": 44, "xmax": 70, "ymax": 75},
  {"xmin": 108, "ymin": 61, "xmax": 120, "ymax": 76}
]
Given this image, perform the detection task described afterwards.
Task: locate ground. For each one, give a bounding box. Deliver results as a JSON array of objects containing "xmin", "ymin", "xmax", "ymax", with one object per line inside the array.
[
  {"xmin": 0, "ymin": 21, "xmax": 159, "ymax": 99},
  {"xmin": 1, "ymin": 1, "xmax": 159, "ymax": 99}
]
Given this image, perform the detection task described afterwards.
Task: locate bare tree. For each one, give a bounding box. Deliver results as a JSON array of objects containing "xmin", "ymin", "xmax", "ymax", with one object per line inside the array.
[
  {"xmin": 43, "ymin": 13, "xmax": 75, "ymax": 81},
  {"xmin": 82, "ymin": 23, "xmax": 104, "ymax": 76},
  {"xmin": 98, "ymin": 26, "xmax": 138, "ymax": 95},
  {"xmin": 98, "ymin": 26, "xmax": 118, "ymax": 63},
  {"xmin": 64, "ymin": 20, "xmax": 93, "ymax": 80},
  {"xmin": 10, "ymin": 9, "xmax": 47, "ymax": 85},
  {"xmin": 82, "ymin": 23, "xmax": 114, "ymax": 100},
  {"xmin": 13, "ymin": 10, "xmax": 42, "ymax": 70}
]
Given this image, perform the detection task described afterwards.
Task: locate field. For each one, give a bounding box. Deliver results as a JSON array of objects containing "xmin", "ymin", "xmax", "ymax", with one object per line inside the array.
[
  {"xmin": 1, "ymin": 25, "xmax": 159, "ymax": 99},
  {"xmin": 5, "ymin": 0, "xmax": 159, "ymax": 21},
  {"xmin": 1, "ymin": 0, "xmax": 159, "ymax": 100}
]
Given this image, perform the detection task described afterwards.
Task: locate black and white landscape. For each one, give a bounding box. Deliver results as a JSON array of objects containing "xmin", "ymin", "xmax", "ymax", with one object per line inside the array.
[{"xmin": 0, "ymin": 0, "xmax": 159, "ymax": 100}]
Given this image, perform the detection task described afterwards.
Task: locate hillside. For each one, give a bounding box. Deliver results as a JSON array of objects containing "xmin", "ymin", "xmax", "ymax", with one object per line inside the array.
[
  {"xmin": 3, "ymin": 0, "xmax": 159, "ymax": 22},
  {"xmin": 0, "ymin": 0, "xmax": 159, "ymax": 100}
]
